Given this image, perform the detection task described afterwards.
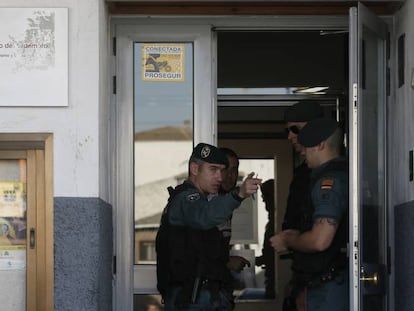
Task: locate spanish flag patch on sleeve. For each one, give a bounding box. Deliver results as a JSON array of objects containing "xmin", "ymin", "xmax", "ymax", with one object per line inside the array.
[{"xmin": 320, "ymin": 179, "xmax": 334, "ymax": 190}]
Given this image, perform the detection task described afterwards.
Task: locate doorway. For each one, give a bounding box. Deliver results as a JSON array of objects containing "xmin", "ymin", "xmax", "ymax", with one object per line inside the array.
[
  {"xmin": 216, "ymin": 30, "xmax": 348, "ymax": 311},
  {"xmin": 114, "ymin": 8, "xmax": 390, "ymax": 311},
  {"xmin": 0, "ymin": 133, "xmax": 54, "ymax": 311}
]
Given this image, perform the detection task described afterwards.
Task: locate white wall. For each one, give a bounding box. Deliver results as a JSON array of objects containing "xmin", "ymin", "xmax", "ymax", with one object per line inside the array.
[
  {"xmin": 0, "ymin": 0, "xmax": 106, "ymax": 197},
  {"xmin": 391, "ymin": 0, "xmax": 414, "ymax": 206},
  {"xmin": 98, "ymin": 0, "xmax": 111, "ymax": 201}
]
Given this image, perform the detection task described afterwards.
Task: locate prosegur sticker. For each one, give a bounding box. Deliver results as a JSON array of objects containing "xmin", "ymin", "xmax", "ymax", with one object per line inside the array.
[{"xmin": 142, "ymin": 44, "xmax": 185, "ymax": 82}]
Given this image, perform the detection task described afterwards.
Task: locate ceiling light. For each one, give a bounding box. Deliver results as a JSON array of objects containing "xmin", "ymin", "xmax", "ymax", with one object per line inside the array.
[{"xmin": 295, "ymin": 86, "xmax": 329, "ymax": 94}]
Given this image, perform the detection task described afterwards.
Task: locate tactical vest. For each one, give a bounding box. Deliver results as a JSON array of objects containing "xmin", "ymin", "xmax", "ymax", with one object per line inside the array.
[
  {"xmin": 283, "ymin": 162, "xmax": 311, "ymax": 231},
  {"xmin": 292, "ymin": 158, "xmax": 348, "ymax": 279},
  {"xmin": 155, "ymin": 181, "xmax": 232, "ymax": 301}
]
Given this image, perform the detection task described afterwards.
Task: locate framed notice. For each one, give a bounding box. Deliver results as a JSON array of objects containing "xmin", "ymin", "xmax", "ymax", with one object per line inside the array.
[
  {"xmin": 0, "ymin": 8, "xmax": 68, "ymax": 106},
  {"xmin": 142, "ymin": 43, "xmax": 185, "ymax": 82}
]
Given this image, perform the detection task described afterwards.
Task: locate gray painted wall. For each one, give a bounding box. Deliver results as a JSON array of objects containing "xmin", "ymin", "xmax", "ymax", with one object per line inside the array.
[
  {"xmin": 395, "ymin": 201, "xmax": 414, "ymax": 311},
  {"xmin": 54, "ymin": 198, "xmax": 112, "ymax": 311}
]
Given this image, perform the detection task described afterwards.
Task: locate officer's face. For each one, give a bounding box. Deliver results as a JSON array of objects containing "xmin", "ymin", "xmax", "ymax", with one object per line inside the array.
[
  {"xmin": 286, "ymin": 121, "xmax": 307, "ymax": 153},
  {"xmin": 220, "ymin": 155, "xmax": 239, "ymax": 193},
  {"xmin": 196, "ymin": 162, "xmax": 226, "ymax": 194}
]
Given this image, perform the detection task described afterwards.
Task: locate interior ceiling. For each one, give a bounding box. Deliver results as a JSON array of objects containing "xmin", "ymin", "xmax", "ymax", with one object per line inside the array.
[
  {"xmin": 216, "ymin": 30, "xmax": 346, "ymax": 133},
  {"xmin": 217, "ymin": 30, "xmax": 347, "ymax": 90},
  {"xmin": 107, "ymin": 1, "xmax": 404, "ymax": 15}
]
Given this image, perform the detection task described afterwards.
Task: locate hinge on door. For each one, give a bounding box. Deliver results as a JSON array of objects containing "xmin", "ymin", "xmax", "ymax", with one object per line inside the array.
[
  {"xmin": 113, "ymin": 76, "xmax": 116, "ymax": 95},
  {"xmin": 352, "ymin": 83, "xmax": 358, "ymax": 108},
  {"xmin": 113, "ymin": 255, "xmax": 116, "ymax": 275},
  {"xmin": 113, "ymin": 37, "xmax": 116, "ymax": 56}
]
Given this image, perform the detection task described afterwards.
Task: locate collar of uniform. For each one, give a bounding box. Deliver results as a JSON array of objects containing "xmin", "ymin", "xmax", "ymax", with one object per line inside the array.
[{"xmin": 310, "ymin": 156, "xmax": 345, "ymax": 178}]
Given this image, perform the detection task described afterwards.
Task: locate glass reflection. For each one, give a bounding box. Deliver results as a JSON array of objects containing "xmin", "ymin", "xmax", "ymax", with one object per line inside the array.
[{"xmin": 133, "ymin": 42, "xmax": 193, "ymax": 264}]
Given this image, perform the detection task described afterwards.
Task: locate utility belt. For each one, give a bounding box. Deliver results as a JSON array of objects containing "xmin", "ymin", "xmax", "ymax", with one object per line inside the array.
[
  {"xmin": 293, "ymin": 266, "xmax": 346, "ymax": 289},
  {"xmin": 171, "ymin": 278, "xmax": 229, "ymax": 307},
  {"xmin": 283, "ymin": 265, "xmax": 347, "ymax": 311},
  {"xmin": 306, "ymin": 266, "xmax": 346, "ymax": 288},
  {"xmin": 194, "ymin": 278, "xmax": 231, "ymax": 300}
]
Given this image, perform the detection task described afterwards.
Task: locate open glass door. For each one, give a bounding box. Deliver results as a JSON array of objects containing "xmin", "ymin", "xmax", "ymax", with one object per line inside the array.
[
  {"xmin": 114, "ymin": 23, "xmax": 215, "ymax": 311},
  {"xmin": 349, "ymin": 3, "xmax": 388, "ymax": 311}
]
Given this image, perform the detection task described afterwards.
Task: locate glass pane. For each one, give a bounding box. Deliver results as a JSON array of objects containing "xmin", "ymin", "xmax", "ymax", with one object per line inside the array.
[
  {"xmin": 360, "ymin": 26, "xmax": 385, "ymax": 264},
  {"xmin": 360, "ymin": 25, "xmax": 386, "ymax": 310},
  {"xmin": 133, "ymin": 43, "xmax": 193, "ymax": 265},
  {"xmin": 230, "ymin": 159, "xmax": 275, "ymax": 300},
  {"xmin": 0, "ymin": 159, "xmax": 27, "ymax": 311}
]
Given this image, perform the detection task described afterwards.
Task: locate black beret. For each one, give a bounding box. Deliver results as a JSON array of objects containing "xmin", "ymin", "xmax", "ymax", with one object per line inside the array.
[
  {"xmin": 298, "ymin": 118, "xmax": 339, "ymax": 147},
  {"xmin": 191, "ymin": 143, "xmax": 229, "ymax": 167},
  {"xmin": 284, "ymin": 101, "xmax": 324, "ymax": 122}
]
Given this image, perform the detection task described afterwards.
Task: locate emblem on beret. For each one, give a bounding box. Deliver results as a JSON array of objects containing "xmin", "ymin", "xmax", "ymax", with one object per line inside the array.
[
  {"xmin": 201, "ymin": 146, "xmax": 211, "ymax": 158},
  {"xmin": 187, "ymin": 193, "xmax": 200, "ymax": 202}
]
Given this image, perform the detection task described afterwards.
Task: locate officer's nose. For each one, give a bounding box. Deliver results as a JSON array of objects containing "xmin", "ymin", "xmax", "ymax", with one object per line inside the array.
[
  {"xmin": 216, "ymin": 171, "xmax": 223, "ymax": 182},
  {"xmin": 288, "ymin": 131, "xmax": 298, "ymax": 140}
]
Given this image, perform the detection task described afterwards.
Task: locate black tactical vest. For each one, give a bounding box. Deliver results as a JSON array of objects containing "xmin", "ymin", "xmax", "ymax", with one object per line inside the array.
[
  {"xmin": 155, "ymin": 181, "xmax": 232, "ymax": 301},
  {"xmin": 292, "ymin": 158, "xmax": 348, "ymax": 279}
]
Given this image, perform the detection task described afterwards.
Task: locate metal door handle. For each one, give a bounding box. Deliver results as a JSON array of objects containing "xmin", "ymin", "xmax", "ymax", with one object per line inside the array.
[
  {"xmin": 30, "ymin": 228, "xmax": 35, "ymax": 249},
  {"xmin": 360, "ymin": 266, "xmax": 379, "ymax": 285}
]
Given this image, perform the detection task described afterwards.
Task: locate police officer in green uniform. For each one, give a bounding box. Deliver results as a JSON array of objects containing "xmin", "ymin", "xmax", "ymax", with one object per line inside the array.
[
  {"xmin": 271, "ymin": 118, "xmax": 348, "ymax": 311},
  {"xmin": 156, "ymin": 143, "xmax": 262, "ymax": 311}
]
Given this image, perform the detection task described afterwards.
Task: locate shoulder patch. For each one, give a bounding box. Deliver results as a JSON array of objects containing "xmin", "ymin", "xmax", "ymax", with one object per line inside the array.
[
  {"xmin": 186, "ymin": 193, "xmax": 201, "ymax": 202},
  {"xmin": 320, "ymin": 178, "xmax": 334, "ymax": 190}
]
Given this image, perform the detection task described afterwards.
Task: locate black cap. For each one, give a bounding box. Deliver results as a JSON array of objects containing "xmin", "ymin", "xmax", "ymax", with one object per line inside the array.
[
  {"xmin": 284, "ymin": 101, "xmax": 324, "ymax": 122},
  {"xmin": 298, "ymin": 118, "xmax": 339, "ymax": 147},
  {"xmin": 191, "ymin": 143, "xmax": 229, "ymax": 167}
]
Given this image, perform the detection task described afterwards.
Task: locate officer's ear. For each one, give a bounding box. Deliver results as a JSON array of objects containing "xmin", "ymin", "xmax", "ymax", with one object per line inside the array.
[
  {"xmin": 189, "ymin": 161, "xmax": 200, "ymax": 176},
  {"xmin": 318, "ymin": 140, "xmax": 327, "ymax": 151}
]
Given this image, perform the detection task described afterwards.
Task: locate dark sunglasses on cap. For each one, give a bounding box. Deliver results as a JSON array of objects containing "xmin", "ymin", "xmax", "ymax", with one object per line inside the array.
[{"xmin": 285, "ymin": 125, "xmax": 300, "ymax": 135}]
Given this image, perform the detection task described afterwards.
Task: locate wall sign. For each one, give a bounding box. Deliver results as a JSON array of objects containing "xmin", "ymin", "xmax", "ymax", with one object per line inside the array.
[{"xmin": 0, "ymin": 8, "xmax": 68, "ymax": 106}]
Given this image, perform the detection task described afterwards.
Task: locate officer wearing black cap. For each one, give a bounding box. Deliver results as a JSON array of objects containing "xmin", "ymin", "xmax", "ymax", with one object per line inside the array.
[
  {"xmin": 271, "ymin": 119, "xmax": 348, "ymax": 311},
  {"xmin": 156, "ymin": 143, "xmax": 262, "ymax": 311},
  {"xmin": 283, "ymin": 101, "xmax": 324, "ymax": 231},
  {"xmin": 280, "ymin": 101, "xmax": 324, "ymax": 310}
]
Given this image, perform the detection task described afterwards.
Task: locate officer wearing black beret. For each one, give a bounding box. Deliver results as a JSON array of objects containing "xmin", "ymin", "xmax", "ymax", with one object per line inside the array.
[
  {"xmin": 271, "ymin": 118, "xmax": 349, "ymax": 311},
  {"xmin": 190, "ymin": 143, "xmax": 229, "ymax": 168},
  {"xmin": 156, "ymin": 143, "xmax": 262, "ymax": 310},
  {"xmin": 282, "ymin": 101, "xmax": 325, "ymax": 231},
  {"xmin": 298, "ymin": 118, "xmax": 339, "ymax": 149}
]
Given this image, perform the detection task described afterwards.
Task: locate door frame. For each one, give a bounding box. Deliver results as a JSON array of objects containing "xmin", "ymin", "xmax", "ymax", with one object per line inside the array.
[
  {"xmin": 0, "ymin": 133, "xmax": 54, "ymax": 311},
  {"xmin": 349, "ymin": 3, "xmax": 389, "ymax": 311},
  {"xmin": 111, "ymin": 12, "xmax": 393, "ymax": 311},
  {"xmin": 113, "ymin": 23, "xmax": 216, "ymax": 311}
]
